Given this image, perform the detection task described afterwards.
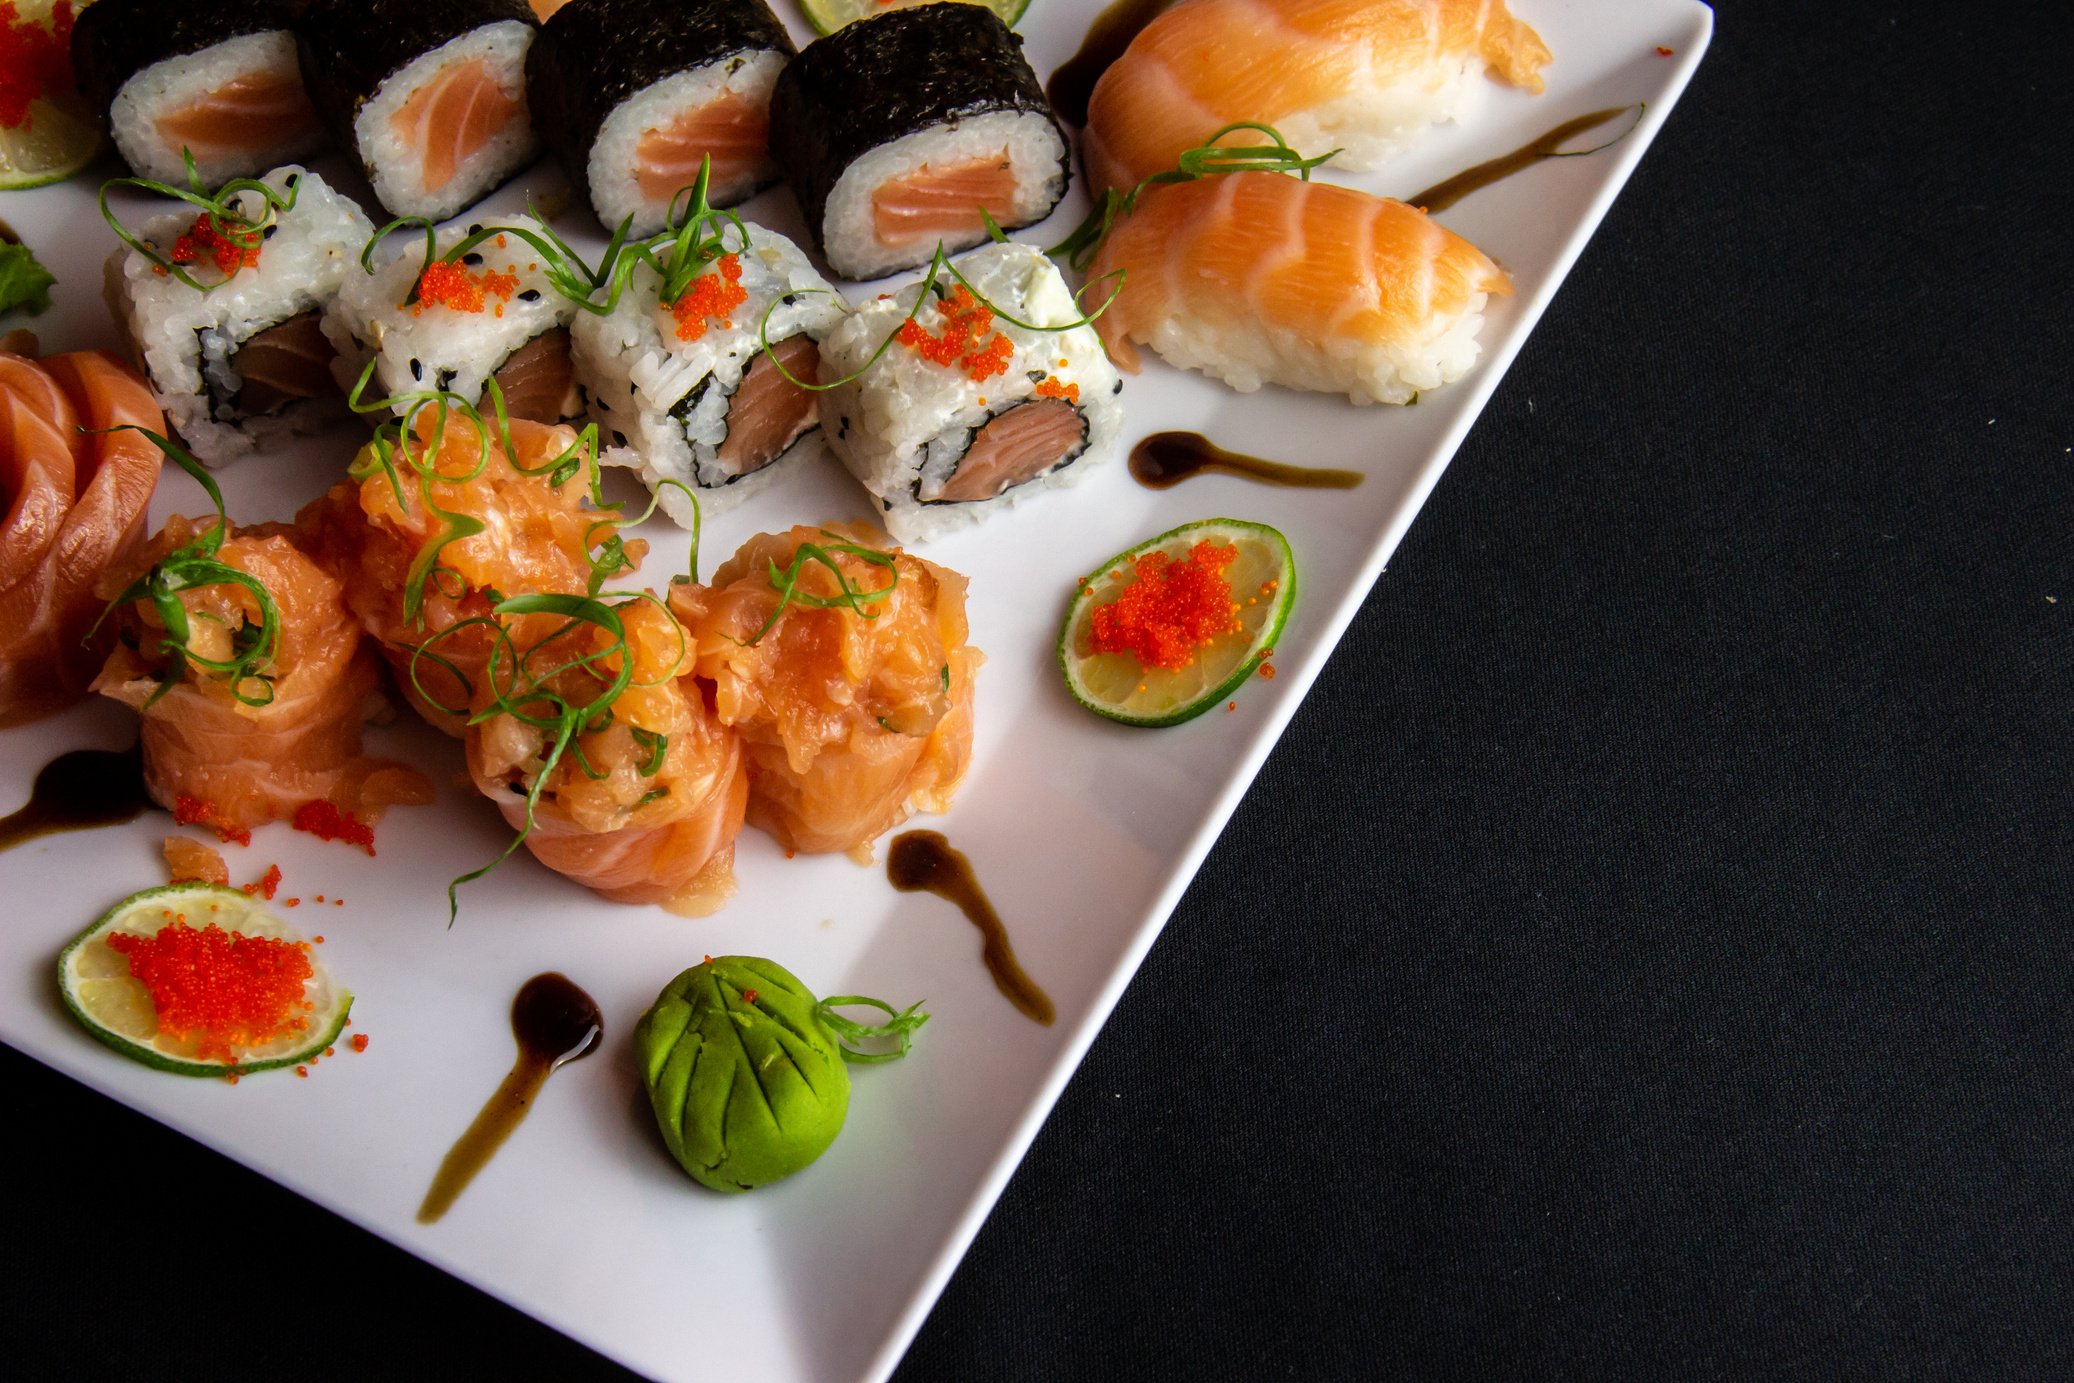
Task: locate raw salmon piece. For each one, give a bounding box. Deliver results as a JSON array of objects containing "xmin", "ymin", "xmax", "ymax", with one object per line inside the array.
[
  {"xmin": 671, "ymin": 523, "xmax": 982, "ymax": 857},
  {"xmin": 1082, "ymin": 0, "xmax": 1550, "ymax": 193},
  {"xmin": 714, "ymin": 334, "xmax": 819, "ymax": 478},
  {"xmin": 232, "ymin": 311, "xmax": 337, "ymax": 417},
  {"xmin": 1085, "ymin": 172, "xmax": 1509, "ymax": 399},
  {"xmin": 490, "ymin": 328, "xmax": 580, "ymax": 424},
  {"xmin": 872, "ymin": 151, "xmax": 1019, "ymax": 250},
  {"xmin": 465, "ymin": 599, "xmax": 748, "ymax": 908},
  {"xmin": 936, "ymin": 398, "xmax": 1085, "ymax": 503},
  {"xmin": 0, "ymin": 349, "xmax": 162, "ymax": 727},
  {"xmin": 390, "ymin": 57, "xmax": 522, "ymax": 195},
  {"xmin": 163, "ymin": 835, "xmax": 230, "ymax": 886},
  {"xmin": 155, "ymin": 70, "xmax": 323, "ymax": 161},
  {"xmin": 93, "ymin": 518, "xmax": 434, "ymax": 834},
  {"xmin": 634, "ymin": 92, "xmax": 772, "ymax": 206},
  {"xmin": 300, "ymin": 414, "xmax": 641, "ymax": 736}
]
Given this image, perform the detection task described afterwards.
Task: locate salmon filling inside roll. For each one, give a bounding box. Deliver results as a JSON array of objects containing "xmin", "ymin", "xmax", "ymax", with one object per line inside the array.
[
  {"xmin": 929, "ymin": 398, "xmax": 1088, "ymax": 504},
  {"xmin": 231, "ymin": 312, "xmax": 338, "ymax": 419},
  {"xmin": 872, "ymin": 151, "xmax": 1019, "ymax": 252},
  {"xmin": 390, "ymin": 56, "xmax": 525, "ymax": 195},
  {"xmin": 635, "ymin": 92, "xmax": 772, "ymax": 208},
  {"xmin": 154, "ymin": 70, "xmax": 323, "ymax": 168},
  {"xmin": 491, "ymin": 329, "xmax": 582, "ymax": 425},
  {"xmin": 713, "ymin": 335, "xmax": 820, "ymax": 480}
]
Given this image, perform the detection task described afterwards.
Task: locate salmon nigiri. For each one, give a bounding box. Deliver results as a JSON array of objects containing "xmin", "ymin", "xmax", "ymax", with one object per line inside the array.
[
  {"xmin": 1085, "ymin": 172, "xmax": 1511, "ymax": 405},
  {"xmin": 465, "ymin": 596, "xmax": 747, "ymax": 912},
  {"xmin": 0, "ymin": 348, "xmax": 161, "ymax": 726},
  {"xmin": 671, "ymin": 524, "xmax": 982, "ymax": 859},
  {"xmin": 301, "ymin": 411, "xmax": 640, "ymax": 736},
  {"xmin": 1082, "ymin": 0, "xmax": 1551, "ymax": 194},
  {"xmin": 93, "ymin": 516, "xmax": 434, "ymax": 840}
]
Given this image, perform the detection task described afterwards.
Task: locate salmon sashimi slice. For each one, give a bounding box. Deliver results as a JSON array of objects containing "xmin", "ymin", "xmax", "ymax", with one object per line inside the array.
[
  {"xmin": 390, "ymin": 57, "xmax": 522, "ymax": 195},
  {"xmin": 872, "ymin": 151, "xmax": 1020, "ymax": 250},
  {"xmin": 634, "ymin": 92, "xmax": 773, "ymax": 207},
  {"xmin": 0, "ymin": 349, "xmax": 162, "ymax": 727},
  {"xmin": 155, "ymin": 69, "xmax": 323, "ymax": 160},
  {"xmin": 1082, "ymin": 0, "xmax": 1550, "ymax": 193},
  {"xmin": 298, "ymin": 414, "xmax": 642, "ymax": 736},
  {"xmin": 934, "ymin": 398, "xmax": 1087, "ymax": 503},
  {"xmin": 671, "ymin": 523, "xmax": 982, "ymax": 857},
  {"xmin": 714, "ymin": 335, "xmax": 819, "ymax": 479},
  {"xmin": 466, "ymin": 598, "xmax": 748, "ymax": 908},
  {"xmin": 93, "ymin": 517, "xmax": 434, "ymax": 833},
  {"xmin": 490, "ymin": 328, "xmax": 581, "ymax": 424},
  {"xmin": 232, "ymin": 311, "xmax": 337, "ymax": 417},
  {"xmin": 1086, "ymin": 173, "xmax": 1510, "ymax": 403}
]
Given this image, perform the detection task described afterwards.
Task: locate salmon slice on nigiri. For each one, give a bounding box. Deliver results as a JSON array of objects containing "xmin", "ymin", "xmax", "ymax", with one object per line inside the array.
[
  {"xmin": 1082, "ymin": 0, "xmax": 1551, "ymax": 194},
  {"xmin": 671, "ymin": 523, "xmax": 982, "ymax": 860},
  {"xmin": 0, "ymin": 348, "xmax": 161, "ymax": 727},
  {"xmin": 1086, "ymin": 171, "xmax": 1511, "ymax": 405}
]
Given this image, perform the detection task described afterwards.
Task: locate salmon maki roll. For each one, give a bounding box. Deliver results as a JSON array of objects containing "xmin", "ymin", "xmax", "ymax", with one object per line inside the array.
[
  {"xmin": 71, "ymin": 0, "xmax": 327, "ymax": 185},
  {"xmin": 105, "ymin": 167, "xmax": 372, "ymax": 466},
  {"xmin": 1085, "ymin": 172, "xmax": 1511, "ymax": 405},
  {"xmin": 0, "ymin": 348, "xmax": 162, "ymax": 727},
  {"xmin": 301, "ymin": 410, "xmax": 639, "ymax": 736},
  {"xmin": 769, "ymin": 5, "xmax": 1068, "ymax": 280},
  {"xmin": 528, "ymin": 0, "xmax": 794, "ymax": 237},
  {"xmin": 1083, "ymin": 0, "xmax": 1551, "ymax": 195},
  {"xmin": 92, "ymin": 514, "xmax": 434, "ymax": 840},
  {"xmin": 465, "ymin": 597, "xmax": 748, "ymax": 911},
  {"xmin": 671, "ymin": 523, "xmax": 981, "ymax": 858},
  {"xmin": 576, "ymin": 221, "xmax": 848, "ymax": 525},
  {"xmin": 327, "ymin": 216, "xmax": 584, "ymax": 427},
  {"xmin": 297, "ymin": 0, "xmax": 540, "ymax": 222}
]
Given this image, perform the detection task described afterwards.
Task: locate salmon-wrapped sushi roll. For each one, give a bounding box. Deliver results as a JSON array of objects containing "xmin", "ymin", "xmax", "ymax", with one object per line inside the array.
[
  {"xmin": 1086, "ymin": 172, "xmax": 1511, "ymax": 405},
  {"xmin": 670, "ymin": 523, "xmax": 981, "ymax": 858},
  {"xmin": 1082, "ymin": 0, "xmax": 1551, "ymax": 194},
  {"xmin": 0, "ymin": 348, "xmax": 163, "ymax": 726},
  {"xmin": 465, "ymin": 597, "xmax": 747, "ymax": 910},
  {"xmin": 92, "ymin": 514, "xmax": 433, "ymax": 840},
  {"xmin": 301, "ymin": 410, "xmax": 638, "ymax": 735},
  {"xmin": 70, "ymin": 0, "xmax": 327, "ymax": 185}
]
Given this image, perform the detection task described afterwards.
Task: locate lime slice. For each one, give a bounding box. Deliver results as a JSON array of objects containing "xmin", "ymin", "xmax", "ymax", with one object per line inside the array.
[
  {"xmin": 801, "ymin": 0, "xmax": 1030, "ymax": 38},
  {"xmin": 1058, "ymin": 518, "xmax": 1296, "ymax": 727},
  {"xmin": 0, "ymin": 96, "xmax": 103, "ymax": 191},
  {"xmin": 58, "ymin": 883, "xmax": 352, "ymax": 1077}
]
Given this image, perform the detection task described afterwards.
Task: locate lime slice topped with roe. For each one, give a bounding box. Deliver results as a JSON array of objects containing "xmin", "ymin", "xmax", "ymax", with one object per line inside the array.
[
  {"xmin": 0, "ymin": 97, "xmax": 101, "ymax": 190},
  {"xmin": 800, "ymin": 0, "xmax": 1030, "ymax": 38},
  {"xmin": 0, "ymin": 0, "xmax": 101, "ymax": 190},
  {"xmin": 58, "ymin": 883, "xmax": 352, "ymax": 1078},
  {"xmin": 1058, "ymin": 518, "xmax": 1296, "ymax": 727}
]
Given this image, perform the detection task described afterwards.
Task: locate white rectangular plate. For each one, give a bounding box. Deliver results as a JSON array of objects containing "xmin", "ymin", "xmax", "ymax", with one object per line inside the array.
[{"xmin": 1, "ymin": 2, "xmax": 1710, "ymax": 1377}]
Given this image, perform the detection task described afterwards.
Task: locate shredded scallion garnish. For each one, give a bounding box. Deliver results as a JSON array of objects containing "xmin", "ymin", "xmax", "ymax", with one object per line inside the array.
[{"xmin": 100, "ymin": 151, "xmax": 300, "ymax": 292}]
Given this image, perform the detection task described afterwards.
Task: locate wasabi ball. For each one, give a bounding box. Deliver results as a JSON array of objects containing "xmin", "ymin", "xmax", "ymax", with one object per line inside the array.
[{"xmin": 634, "ymin": 956, "xmax": 927, "ymax": 1193}]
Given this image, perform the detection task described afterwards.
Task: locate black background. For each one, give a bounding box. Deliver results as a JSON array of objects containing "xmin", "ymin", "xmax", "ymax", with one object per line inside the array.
[{"xmin": 8, "ymin": 0, "xmax": 2072, "ymax": 1376}]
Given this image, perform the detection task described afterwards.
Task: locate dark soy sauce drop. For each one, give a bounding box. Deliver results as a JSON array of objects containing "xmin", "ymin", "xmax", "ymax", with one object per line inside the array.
[
  {"xmin": 417, "ymin": 973, "xmax": 603, "ymax": 1225},
  {"xmin": 1129, "ymin": 431, "xmax": 1364, "ymax": 491},
  {"xmin": 888, "ymin": 831, "xmax": 1055, "ymax": 1026},
  {"xmin": 1047, "ymin": 0, "xmax": 1180, "ymax": 126},
  {"xmin": 1407, "ymin": 105, "xmax": 1640, "ymax": 215},
  {"xmin": 0, "ymin": 743, "xmax": 153, "ymax": 852}
]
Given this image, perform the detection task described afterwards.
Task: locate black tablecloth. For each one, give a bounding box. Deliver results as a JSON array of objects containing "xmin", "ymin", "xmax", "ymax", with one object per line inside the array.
[{"xmin": 9, "ymin": 0, "xmax": 2071, "ymax": 1375}]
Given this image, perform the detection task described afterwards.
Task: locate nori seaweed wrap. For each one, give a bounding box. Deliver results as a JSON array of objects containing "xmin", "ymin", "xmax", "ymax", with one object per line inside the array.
[
  {"xmin": 768, "ymin": 3, "xmax": 1069, "ymax": 279},
  {"xmin": 69, "ymin": 0, "xmax": 325, "ymax": 183},
  {"xmin": 296, "ymin": 0, "xmax": 540, "ymax": 221},
  {"xmin": 528, "ymin": 0, "xmax": 795, "ymax": 235}
]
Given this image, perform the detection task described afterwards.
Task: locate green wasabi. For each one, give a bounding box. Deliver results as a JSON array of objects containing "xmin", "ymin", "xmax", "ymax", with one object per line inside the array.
[
  {"xmin": 634, "ymin": 956, "xmax": 927, "ymax": 1193},
  {"xmin": 0, "ymin": 240, "xmax": 55, "ymax": 317}
]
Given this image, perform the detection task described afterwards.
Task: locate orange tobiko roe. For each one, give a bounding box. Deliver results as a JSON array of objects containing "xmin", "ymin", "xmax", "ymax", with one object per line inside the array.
[
  {"xmin": 170, "ymin": 214, "xmax": 261, "ymax": 277},
  {"xmin": 670, "ymin": 255, "xmax": 748, "ymax": 341},
  {"xmin": 1088, "ymin": 540, "xmax": 1243, "ymax": 671},
  {"xmin": 0, "ymin": 1, "xmax": 75, "ymax": 129},
  {"xmin": 415, "ymin": 260, "xmax": 519, "ymax": 314},
  {"xmin": 105, "ymin": 920, "xmax": 314, "ymax": 1063},
  {"xmin": 292, "ymin": 800, "xmax": 376, "ymax": 855},
  {"xmin": 895, "ymin": 286, "xmax": 1012, "ymax": 381}
]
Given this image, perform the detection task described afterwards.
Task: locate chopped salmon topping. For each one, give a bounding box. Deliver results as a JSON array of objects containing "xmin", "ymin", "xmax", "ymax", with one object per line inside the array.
[
  {"xmin": 669, "ymin": 255, "xmax": 747, "ymax": 341},
  {"xmin": 1089, "ymin": 540, "xmax": 1242, "ymax": 671},
  {"xmin": 163, "ymin": 836, "xmax": 230, "ymax": 887},
  {"xmin": 105, "ymin": 920, "xmax": 314, "ymax": 1064}
]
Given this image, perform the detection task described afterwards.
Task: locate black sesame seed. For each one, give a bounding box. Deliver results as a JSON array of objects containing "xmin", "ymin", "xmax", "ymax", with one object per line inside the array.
[
  {"xmin": 1112, "ymin": 380, "xmax": 1123, "ymax": 394},
  {"xmin": 410, "ymin": 358, "xmax": 423, "ymax": 380},
  {"xmin": 468, "ymin": 224, "xmax": 483, "ymax": 235},
  {"xmin": 462, "ymin": 252, "xmax": 484, "ymax": 266},
  {"xmin": 263, "ymin": 225, "xmax": 277, "ymax": 240},
  {"xmin": 518, "ymin": 289, "xmax": 541, "ymax": 301},
  {"xmin": 613, "ymin": 431, "xmax": 628, "ymax": 447}
]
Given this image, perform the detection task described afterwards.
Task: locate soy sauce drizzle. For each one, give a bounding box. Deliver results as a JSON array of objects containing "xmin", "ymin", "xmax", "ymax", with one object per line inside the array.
[
  {"xmin": 417, "ymin": 973, "xmax": 603, "ymax": 1225},
  {"xmin": 888, "ymin": 831, "xmax": 1055, "ymax": 1026},
  {"xmin": 1130, "ymin": 431, "xmax": 1363, "ymax": 491},
  {"xmin": 1047, "ymin": 0, "xmax": 1180, "ymax": 126},
  {"xmin": 1408, "ymin": 105, "xmax": 1642, "ymax": 214},
  {"xmin": 0, "ymin": 743, "xmax": 153, "ymax": 852}
]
